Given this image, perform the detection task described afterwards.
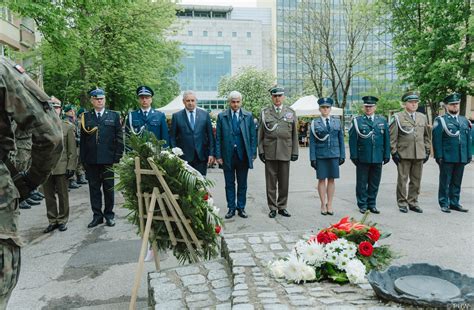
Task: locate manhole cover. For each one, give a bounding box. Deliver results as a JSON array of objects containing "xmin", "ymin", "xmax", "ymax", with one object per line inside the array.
[{"xmin": 394, "ymin": 275, "xmax": 461, "ymax": 299}]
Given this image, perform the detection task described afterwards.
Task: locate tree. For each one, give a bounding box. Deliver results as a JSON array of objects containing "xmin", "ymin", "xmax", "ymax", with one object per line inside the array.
[
  {"xmin": 377, "ymin": 0, "xmax": 473, "ymax": 119},
  {"xmin": 218, "ymin": 67, "xmax": 275, "ymax": 117},
  {"xmin": 6, "ymin": 0, "xmax": 182, "ymax": 113},
  {"xmin": 289, "ymin": 0, "xmax": 380, "ymax": 132}
]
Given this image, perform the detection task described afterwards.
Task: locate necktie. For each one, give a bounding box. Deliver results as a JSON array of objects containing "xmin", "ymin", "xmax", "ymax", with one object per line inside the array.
[
  {"xmin": 143, "ymin": 111, "xmax": 148, "ymax": 118},
  {"xmin": 367, "ymin": 116, "xmax": 373, "ymax": 123},
  {"xmin": 411, "ymin": 113, "xmax": 415, "ymax": 121},
  {"xmin": 97, "ymin": 113, "xmax": 101, "ymax": 122},
  {"xmin": 189, "ymin": 111, "xmax": 195, "ymax": 130},
  {"xmin": 232, "ymin": 111, "xmax": 239, "ymax": 132},
  {"xmin": 276, "ymin": 107, "xmax": 281, "ymax": 114},
  {"xmin": 325, "ymin": 118, "xmax": 330, "ymax": 130}
]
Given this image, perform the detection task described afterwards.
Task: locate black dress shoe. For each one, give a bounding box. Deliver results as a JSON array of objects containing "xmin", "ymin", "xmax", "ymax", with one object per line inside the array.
[
  {"xmin": 26, "ymin": 198, "xmax": 40, "ymax": 205},
  {"xmin": 268, "ymin": 210, "xmax": 277, "ymax": 218},
  {"xmin": 77, "ymin": 175, "xmax": 88, "ymax": 184},
  {"xmin": 19, "ymin": 201, "xmax": 31, "ymax": 209},
  {"xmin": 105, "ymin": 218, "xmax": 116, "ymax": 227},
  {"xmin": 399, "ymin": 206, "xmax": 408, "ymax": 213},
  {"xmin": 225, "ymin": 210, "xmax": 235, "ymax": 219},
  {"xmin": 34, "ymin": 191, "xmax": 45, "ymax": 198},
  {"xmin": 409, "ymin": 205, "xmax": 423, "ymax": 213},
  {"xmin": 44, "ymin": 224, "xmax": 59, "ymax": 233},
  {"xmin": 450, "ymin": 205, "xmax": 468, "ymax": 212},
  {"xmin": 69, "ymin": 180, "xmax": 81, "ymax": 189},
  {"xmin": 88, "ymin": 218, "xmax": 104, "ymax": 228},
  {"xmin": 359, "ymin": 208, "xmax": 367, "ymax": 214},
  {"xmin": 369, "ymin": 208, "xmax": 380, "ymax": 214},
  {"xmin": 58, "ymin": 223, "xmax": 68, "ymax": 231},
  {"xmin": 440, "ymin": 206, "xmax": 451, "ymax": 213},
  {"xmin": 238, "ymin": 210, "xmax": 248, "ymax": 218},
  {"xmin": 278, "ymin": 209, "xmax": 291, "ymax": 217},
  {"xmin": 30, "ymin": 194, "xmax": 43, "ymax": 201}
]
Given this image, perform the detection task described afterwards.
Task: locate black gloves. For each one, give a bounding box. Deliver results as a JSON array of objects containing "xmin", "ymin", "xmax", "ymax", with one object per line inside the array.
[
  {"xmin": 392, "ymin": 153, "xmax": 401, "ymax": 165},
  {"xmin": 259, "ymin": 153, "xmax": 266, "ymax": 163},
  {"xmin": 66, "ymin": 170, "xmax": 75, "ymax": 178},
  {"xmin": 423, "ymin": 151, "xmax": 430, "ymax": 164},
  {"xmin": 383, "ymin": 158, "xmax": 390, "ymax": 165},
  {"xmin": 351, "ymin": 159, "xmax": 359, "ymax": 166},
  {"xmin": 310, "ymin": 160, "xmax": 317, "ymax": 170},
  {"xmin": 435, "ymin": 158, "xmax": 443, "ymax": 165},
  {"xmin": 291, "ymin": 154, "xmax": 298, "ymax": 161},
  {"xmin": 339, "ymin": 158, "xmax": 345, "ymax": 166}
]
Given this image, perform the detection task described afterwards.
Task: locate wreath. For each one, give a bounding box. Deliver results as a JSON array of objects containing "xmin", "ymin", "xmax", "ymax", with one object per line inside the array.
[{"xmin": 115, "ymin": 133, "xmax": 223, "ymax": 263}]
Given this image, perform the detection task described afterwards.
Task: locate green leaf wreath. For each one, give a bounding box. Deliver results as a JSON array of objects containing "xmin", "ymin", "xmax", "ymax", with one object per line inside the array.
[{"xmin": 115, "ymin": 133, "xmax": 223, "ymax": 264}]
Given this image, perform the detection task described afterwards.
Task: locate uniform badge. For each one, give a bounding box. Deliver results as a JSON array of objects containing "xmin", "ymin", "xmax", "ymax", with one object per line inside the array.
[
  {"xmin": 14, "ymin": 64, "xmax": 25, "ymax": 74},
  {"xmin": 285, "ymin": 112, "xmax": 293, "ymax": 121}
]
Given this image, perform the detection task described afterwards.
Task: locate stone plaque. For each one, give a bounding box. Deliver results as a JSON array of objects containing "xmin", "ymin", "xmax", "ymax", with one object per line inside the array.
[{"xmin": 394, "ymin": 275, "xmax": 461, "ymax": 299}]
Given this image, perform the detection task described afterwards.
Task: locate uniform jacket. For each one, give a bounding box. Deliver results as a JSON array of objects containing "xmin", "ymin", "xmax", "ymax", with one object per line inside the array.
[
  {"xmin": 125, "ymin": 108, "xmax": 169, "ymax": 147},
  {"xmin": 349, "ymin": 114, "xmax": 390, "ymax": 164},
  {"xmin": 432, "ymin": 114, "xmax": 472, "ymax": 164},
  {"xmin": 309, "ymin": 116, "xmax": 345, "ymax": 160},
  {"xmin": 215, "ymin": 108, "xmax": 257, "ymax": 171},
  {"xmin": 0, "ymin": 56, "xmax": 63, "ymax": 246},
  {"xmin": 258, "ymin": 105, "xmax": 299, "ymax": 161},
  {"xmin": 170, "ymin": 108, "xmax": 215, "ymax": 162},
  {"xmin": 80, "ymin": 109, "xmax": 124, "ymax": 165},
  {"xmin": 52, "ymin": 121, "xmax": 77, "ymax": 175},
  {"xmin": 389, "ymin": 111, "xmax": 431, "ymax": 159}
]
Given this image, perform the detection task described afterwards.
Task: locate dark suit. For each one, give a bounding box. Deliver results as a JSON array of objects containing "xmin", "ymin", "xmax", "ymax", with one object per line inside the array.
[
  {"xmin": 170, "ymin": 108, "xmax": 215, "ymax": 176},
  {"xmin": 216, "ymin": 108, "xmax": 257, "ymax": 211},
  {"xmin": 80, "ymin": 109, "xmax": 124, "ymax": 221},
  {"xmin": 349, "ymin": 115, "xmax": 390, "ymax": 211},
  {"xmin": 125, "ymin": 108, "xmax": 169, "ymax": 147}
]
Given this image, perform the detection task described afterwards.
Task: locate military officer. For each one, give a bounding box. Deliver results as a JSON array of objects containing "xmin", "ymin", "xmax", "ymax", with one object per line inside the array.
[
  {"xmin": 389, "ymin": 91, "xmax": 431, "ymax": 213},
  {"xmin": 61, "ymin": 102, "xmax": 80, "ymax": 190},
  {"xmin": 41, "ymin": 101, "xmax": 77, "ymax": 233},
  {"xmin": 432, "ymin": 93, "xmax": 472, "ymax": 213},
  {"xmin": 125, "ymin": 85, "xmax": 169, "ymax": 146},
  {"xmin": 349, "ymin": 96, "xmax": 390, "ymax": 214},
  {"xmin": 80, "ymin": 88, "xmax": 124, "ymax": 228},
  {"xmin": 75, "ymin": 107, "xmax": 87, "ymax": 185},
  {"xmin": 258, "ymin": 86, "xmax": 299, "ymax": 218},
  {"xmin": 0, "ymin": 56, "xmax": 63, "ymax": 308}
]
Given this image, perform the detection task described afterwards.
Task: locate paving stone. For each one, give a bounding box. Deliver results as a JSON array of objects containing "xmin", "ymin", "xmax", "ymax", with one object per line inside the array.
[
  {"xmin": 309, "ymin": 291, "xmax": 334, "ymax": 298},
  {"xmin": 358, "ymin": 283, "xmax": 373, "ymax": 290},
  {"xmin": 187, "ymin": 284, "xmax": 209, "ymax": 293},
  {"xmin": 229, "ymin": 252, "xmax": 251, "ymax": 259},
  {"xmin": 284, "ymin": 286, "xmax": 305, "ymax": 294},
  {"xmin": 225, "ymin": 237, "xmax": 246, "ymax": 244},
  {"xmin": 233, "ymin": 257, "xmax": 256, "ymax": 267},
  {"xmin": 149, "ymin": 271, "xmax": 167, "ymax": 279},
  {"xmin": 216, "ymin": 303, "xmax": 232, "ymax": 310},
  {"xmin": 319, "ymin": 297, "xmax": 344, "ymax": 305},
  {"xmin": 263, "ymin": 305, "xmax": 289, "ymax": 310},
  {"xmin": 308, "ymin": 286, "xmax": 324, "ymax": 292},
  {"xmin": 213, "ymin": 287, "xmax": 232, "ymax": 302},
  {"xmin": 255, "ymin": 252, "xmax": 276, "ymax": 261},
  {"xmin": 203, "ymin": 260, "xmax": 225, "ymax": 270},
  {"xmin": 234, "ymin": 283, "xmax": 248, "ymax": 290},
  {"xmin": 153, "ymin": 283, "xmax": 181, "ymax": 302},
  {"xmin": 232, "ymin": 266, "xmax": 246, "ymax": 274},
  {"xmin": 256, "ymin": 286, "xmax": 273, "ymax": 291},
  {"xmin": 208, "ymin": 268, "xmax": 228, "ymax": 280},
  {"xmin": 261, "ymin": 298, "xmax": 281, "ymax": 304},
  {"xmin": 175, "ymin": 265, "xmax": 201, "ymax": 276},
  {"xmin": 233, "ymin": 296, "xmax": 250, "ymax": 304},
  {"xmin": 154, "ymin": 300, "xmax": 184, "ymax": 309},
  {"xmin": 290, "ymin": 299, "xmax": 315, "ymax": 306},
  {"xmin": 248, "ymin": 236, "xmax": 262, "ymax": 244},
  {"xmin": 281, "ymin": 235, "xmax": 297, "ymax": 243},
  {"xmin": 251, "ymin": 244, "xmax": 268, "ymax": 253},
  {"xmin": 181, "ymin": 274, "xmax": 206, "ymax": 286},
  {"xmin": 212, "ymin": 278, "xmax": 231, "ymax": 289},
  {"xmin": 262, "ymin": 236, "xmax": 280, "ymax": 243},
  {"xmin": 234, "ymin": 276, "xmax": 246, "ymax": 284},
  {"xmin": 232, "ymin": 290, "xmax": 249, "ymax": 297},
  {"xmin": 257, "ymin": 292, "xmax": 277, "ymax": 298},
  {"xmin": 149, "ymin": 277, "xmax": 170, "ymax": 287},
  {"xmin": 270, "ymin": 243, "xmax": 284, "ymax": 251},
  {"xmin": 228, "ymin": 243, "xmax": 247, "ymax": 251},
  {"xmin": 232, "ymin": 304, "xmax": 255, "ymax": 310},
  {"xmin": 188, "ymin": 299, "xmax": 214, "ymax": 309},
  {"xmin": 332, "ymin": 286, "xmax": 359, "ymax": 294},
  {"xmin": 185, "ymin": 293, "xmax": 210, "ymax": 303}
]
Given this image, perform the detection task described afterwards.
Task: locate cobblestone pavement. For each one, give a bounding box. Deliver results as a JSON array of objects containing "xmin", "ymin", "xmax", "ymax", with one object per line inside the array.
[{"xmin": 149, "ymin": 231, "xmax": 402, "ymax": 309}]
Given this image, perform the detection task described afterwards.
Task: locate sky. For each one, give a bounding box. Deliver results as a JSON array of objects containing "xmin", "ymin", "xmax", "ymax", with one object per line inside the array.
[{"xmin": 179, "ymin": 0, "xmax": 257, "ymax": 7}]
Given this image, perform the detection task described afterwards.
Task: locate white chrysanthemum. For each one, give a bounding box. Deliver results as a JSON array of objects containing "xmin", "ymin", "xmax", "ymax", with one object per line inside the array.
[
  {"xmin": 160, "ymin": 150, "xmax": 173, "ymax": 158},
  {"xmin": 268, "ymin": 260, "xmax": 287, "ymax": 279},
  {"xmin": 345, "ymin": 259, "xmax": 367, "ymax": 284},
  {"xmin": 171, "ymin": 147, "xmax": 184, "ymax": 156},
  {"xmin": 283, "ymin": 254, "xmax": 316, "ymax": 283},
  {"xmin": 299, "ymin": 242, "xmax": 325, "ymax": 267},
  {"xmin": 335, "ymin": 255, "xmax": 352, "ymax": 270},
  {"xmin": 292, "ymin": 240, "xmax": 308, "ymax": 256}
]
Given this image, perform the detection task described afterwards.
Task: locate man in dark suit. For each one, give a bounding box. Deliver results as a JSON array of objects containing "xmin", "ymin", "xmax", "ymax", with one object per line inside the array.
[
  {"xmin": 216, "ymin": 91, "xmax": 257, "ymax": 219},
  {"xmin": 170, "ymin": 90, "xmax": 215, "ymax": 176},
  {"xmin": 80, "ymin": 88, "xmax": 124, "ymax": 228}
]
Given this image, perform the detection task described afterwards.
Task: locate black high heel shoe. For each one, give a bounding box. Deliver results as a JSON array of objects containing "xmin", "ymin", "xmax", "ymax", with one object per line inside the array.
[{"xmin": 326, "ymin": 204, "xmax": 334, "ymax": 216}]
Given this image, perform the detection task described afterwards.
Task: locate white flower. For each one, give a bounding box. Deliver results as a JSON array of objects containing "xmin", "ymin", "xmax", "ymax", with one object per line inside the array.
[
  {"xmin": 283, "ymin": 254, "xmax": 316, "ymax": 283},
  {"xmin": 172, "ymin": 147, "xmax": 183, "ymax": 156},
  {"xmin": 345, "ymin": 259, "xmax": 367, "ymax": 284},
  {"xmin": 298, "ymin": 242, "xmax": 325, "ymax": 267},
  {"xmin": 268, "ymin": 260, "xmax": 287, "ymax": 279},
  {"xmin": 160, "ymin": 150, "xmax": 173, "ymax": 158}
]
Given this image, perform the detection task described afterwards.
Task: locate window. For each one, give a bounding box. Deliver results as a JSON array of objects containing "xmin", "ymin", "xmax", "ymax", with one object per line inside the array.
[
  {"xmin": 188, "ymin": 30, "xmax": 193, "ymax": 36},
  {"xmin": 232, "ymin": 32, "xmax": 237, "ymax": 37},
  {"xmin": 247, "ymin": 50, "xmax": 252, "ymax": 56},
  {"xmin": 203, "ymin": 31, "xmax": 208, "ymax": 37},
  {"xmin": 0, "ymin": 7, "xmax": 13, "ymax": 23},
  {"xmin": 246, "ymin": 32, "xmax": 251, "ymax": 38},
  {"xmin": 212, "ymin": 12, "xmax": 227, "ymax": 19},
  {"xmin": 218, "ymin": 31, "xmax": 222, "ymax": 37}
]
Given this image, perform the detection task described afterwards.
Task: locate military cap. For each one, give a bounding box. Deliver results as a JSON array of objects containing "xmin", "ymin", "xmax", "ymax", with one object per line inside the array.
[
  {"xmin": 401, "ymin": 91, "xmax": 419, "ymax": 102},
  {"xmin": 270, "ymin": 86, "xmax": 285, "ymax": 96},
  {"xmin": 362, "ymin": 96, "xmax": 379, "ymax": 106},
  {"xmin": 77, "ymin": 107, "xmax": 85, "ymax": 115},
  {"xmin": 443, "ymin": 92, "xmax": 461, "ymax": 104},
  {"xmin": 317, "ymin": 97, "xmax": 333, "ymax": 107},
  {"xmin": 89, "ymin": 88, "xmax": 105, "ymax": 98},
  {"xmin": 63, "ymin": 104, "xmax": 74, "ymax": 112},
  {"xmin": 137, "ymin": 85, "xmax": 154, "ymax": 97}
]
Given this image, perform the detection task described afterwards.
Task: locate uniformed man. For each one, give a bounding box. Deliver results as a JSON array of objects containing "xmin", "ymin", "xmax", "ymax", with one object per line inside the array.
[
  {"xmin": 0, "ymin": 56, "xmax": 63, "ymax": 308},
  {"xmin": 80, "ymin": 88, "xmax": 124, "ymax": 228},
  {"xmin": 75, "ymin": 107, "xmax": 87, "ymax": 185},
  {"xmin": 432, "ymin": 93, "xmax": 472, "ymax": 213},
  {"xmin": 41, "ymin": 101, "xmax": 77, "ymax": 233},
  {"xmin": 349, "ymin": 96, "xmax": 390, "ymax": 214},
  {"xmin": 258, "ymin": 86, "xmax": 299, "ymax": 218},
  {"xmin": 125, "ymin": 85, "xmax": 169, "ymax": 146},
  {"xmin": 389, "ymin": 91, "xmax": 431, "ymax": 213},
  {"xmin": 60, "ymin": 102, "xmax": 80, "ymax": 190}
]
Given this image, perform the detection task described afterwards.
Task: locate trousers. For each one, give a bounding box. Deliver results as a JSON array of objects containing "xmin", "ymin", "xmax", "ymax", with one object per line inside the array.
[
  {"xmin": 356, "ymin": 163, "xmax": 382, "ymax": 210},
  {"xmin": 438, "ymin": 162, "xmax": 465, "ymax": 208},
  {"xmin": 42, "ymin": 174, "xmax": 70, "ymax": 224},
  {"xmin": 265, "ymin": 160, "xmax": 290, "ymax": 211},
  {"xmin": 396, "ymin": 159, "xmax": 424, "ymax": 207},
  {"xmin": 85, "ymin": 164, "xmax": 115, "ymax": 220},
  {"xmin": 0, "ymin": 240, "xmax": 21, "ymax": 310}
]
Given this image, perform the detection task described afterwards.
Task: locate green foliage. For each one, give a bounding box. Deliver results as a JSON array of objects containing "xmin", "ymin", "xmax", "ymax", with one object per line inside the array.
[
  {"xmin": 377, "ymin": 0, "xmax": 473, "ymax": 118},
  {"xmin": 114, "ymin": 133, "xmax": 222, "ymax": 264},
  {"xmin": 218, "ymin": 67, "xmax": 275, "ymax": 117},
  {"xmin": 6, "ymin": 0, "xmax": 181, "ymax": 113}
]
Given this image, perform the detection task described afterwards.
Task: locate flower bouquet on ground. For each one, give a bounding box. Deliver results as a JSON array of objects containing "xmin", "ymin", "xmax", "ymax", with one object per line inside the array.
[
  {"xmin": 115, "ymin": 133, "xmax": 223, "ymax": 264},
  {"xmin": 269, "ymin": 213, "xmax": 395, "ymax": 284}
]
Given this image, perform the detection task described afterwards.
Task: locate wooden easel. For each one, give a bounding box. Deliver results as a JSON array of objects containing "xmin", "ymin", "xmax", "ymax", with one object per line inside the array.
[{"xmin": 129, "ymin": 157, "xmax": 203, "ymax": 309}]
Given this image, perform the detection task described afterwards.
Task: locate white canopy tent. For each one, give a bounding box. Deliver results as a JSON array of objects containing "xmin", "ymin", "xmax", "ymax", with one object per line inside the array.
[
  {"xmin": 290, "ymin": 95, "xmax": 343, "ymax": 117},
  {"xmin": 157, "ymin": 95, "xmax": 184, "ymax": 116}
]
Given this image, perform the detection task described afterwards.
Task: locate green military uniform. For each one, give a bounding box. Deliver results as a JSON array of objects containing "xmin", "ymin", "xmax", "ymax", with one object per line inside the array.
[
  {"xmin": 389, "ymin": 92, "xmax": 431, "ymax": 213},
  {"xmin": 42, "ymin": 120, "xmax": 77, "ymax": 228},
  {"xmin": 0, "ymin": 56, "xmax": 63, "ymax": 308},
  {"xmin": 13, "ymin": 128, "xmax": 32, "ymax": 172},
  {"xmin": 432, "ymin": 93, "xmax": 472, "ymax": 213},
  {"xmin": 74, "ymin": 111, "xmax": 87, "ymax": 184},
  {"xmin": 258, "ymin": 87, "xmax": 299, "ymax": 215}
]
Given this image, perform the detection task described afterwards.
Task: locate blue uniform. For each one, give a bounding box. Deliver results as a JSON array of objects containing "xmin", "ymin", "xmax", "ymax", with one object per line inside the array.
[
  {"xmin": 432, "ymin": 114, "xmax": 472, "ymax": 209},
  {"xmin": 125, "ymin": 109, "xmax": 169, "ymax": 147},
  {"xmin": 349, "ymin": 115, "xmax": 390, "ymax": 211}
]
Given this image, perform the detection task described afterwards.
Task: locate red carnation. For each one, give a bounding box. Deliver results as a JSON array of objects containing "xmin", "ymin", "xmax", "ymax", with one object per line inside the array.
[
  {"xmin": 367, "ymin": 227, "xmax": 380, "ymax": 242},
  {"xmin": 358, "ymin": 241, "xmax": 374, "ymax": 256},
  {"xmin": 316, "ymin": 230, "xmax": 338, "ymax": 244},
  {"xmin": 203, "ymin": 193, "xmax": 209, "ymax": 201},
  {"xmin": 215, "ymin": 225, "xmax": 222, "ymax": 234}
]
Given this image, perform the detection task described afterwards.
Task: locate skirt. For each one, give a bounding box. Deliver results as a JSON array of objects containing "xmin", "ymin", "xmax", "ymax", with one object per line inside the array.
[{"xmin": 316, "ymin": 158, "xmax": 340, "ymax": 180}]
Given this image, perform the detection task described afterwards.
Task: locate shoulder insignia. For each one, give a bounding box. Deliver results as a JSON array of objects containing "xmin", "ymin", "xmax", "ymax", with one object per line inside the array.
[{"xmin": 14, "ymin": 64, "xmax": 26, "ymax": 74}]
